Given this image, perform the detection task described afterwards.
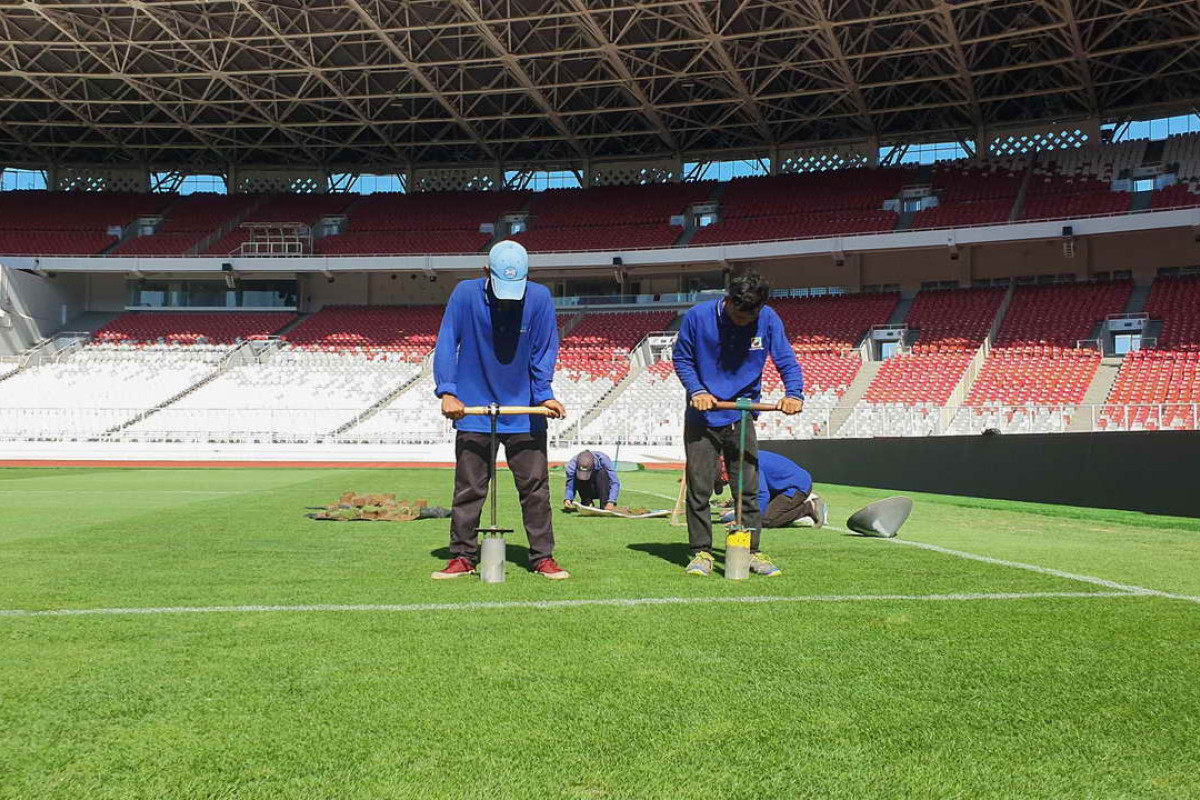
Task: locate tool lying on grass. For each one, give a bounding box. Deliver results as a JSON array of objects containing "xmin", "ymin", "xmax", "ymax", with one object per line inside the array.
[
  {"xmin": 712, "ymin": 399, "xmax": 784, "ymax": 580},
  {"xmin": 570, "ymin": 502, "xmax": 670, "ymax": 519},
  {"xmin": 845, "ymin": 496, "xmax": 914, "ymax": 538},
  {"xmin": 464, "ymin": 404, "xmax": 555, "ymax": 583}
]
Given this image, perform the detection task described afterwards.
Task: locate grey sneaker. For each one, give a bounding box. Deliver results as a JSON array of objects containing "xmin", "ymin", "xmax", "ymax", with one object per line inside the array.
[
  {"xmin": 685, "ymin": 551, "xmax": 714, "ymax": 576},
  {"xmin": 749, "ymin": 552, "xmax": 782, "ymax": 577},
  {"xmin": 806, "ymin": 494, "xmax": 828, "ymax": 529}
]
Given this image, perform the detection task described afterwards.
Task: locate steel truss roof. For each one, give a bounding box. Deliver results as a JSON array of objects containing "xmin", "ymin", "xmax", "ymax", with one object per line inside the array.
[{"xmin": 1, "ymin": 0, "xmax": 1199, "ymax": 170}]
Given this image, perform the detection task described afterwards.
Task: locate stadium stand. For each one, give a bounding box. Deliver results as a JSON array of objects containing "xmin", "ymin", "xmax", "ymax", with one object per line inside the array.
[
  {"xmin": 911, "ymin": 160, "xmax": 1026, "ymax": 228},
  {"xmin": 1150, "ymin": 183, "xmax": 1200, "ymax": 208},
  {"xmin": 551, "ymin": 309, "xmax": 675, "ymax": 440},
  {"xmin": 112, "ymin": 193, "xmax": 259, "ymax": 256},
  {"xmin": 755, "ymin": 293, "xmax": 900, "ymax": 438},
  {"xmin": 203, "ymin": 194, "xmax": 357, "ymax": 256},
  {"xmin": 771, "ymin": 293, "xmax": 899, "ymax": 351},
  {"xmin": 1019, "ymin": 144, "xmax": 1141, "ymax": 220},
  {"xmin": 0, "ymin": 344, "xmax": 225, "ymax": 440},
  {"xmin": 1161, "ymin": 132, "xmax": 1200, "ymax": 183},
  {"xmin": 316, "ymin": 191, "xmax": 529, "ymax": 255},
  {"xmin": 340, "ymin": 374, "xmax": 448, "ymax": 444},
  {"xmin": 284, "ymin": 305, "xmax": 442, "ymax": 360},
  {"xmin": 93, "ymin": 312, "xmax": 296, "ymax": 345},
  {"xmin": 1102, "ymin": 275, "xmax": 1200, "ymax": 431},
  {"xmin": 514, "ymin": 182, "xmax": 711, "ymax": 251},
  {"xmin": 124, "ymin": 349, "xmax": 421, "ymax": 442},
  {"xmin": 580, "ymin": 360, "xmax": 680, "ymax": 444},
  {"xmin": 0, "ymin": 190, "xmax": 172, "ymax": 255},
  {"xmin": 842, "ymin": 288, "xmax": 1006, "ymax": 436},
  {"xmin": 560, "ymin": 310, "xmax": 675, "ymax": 375},
  {"xmin": 580, "ymin": 294, "xmax": 898, "ymax": 443},
  {"xmin": 516, "ymin": 222, "xmax": 684, "ymax": 251},
  {"xmin": 951, "ymin": 281, "xmax": 1132, "ymax": 433},
  {"xmin": 691, "ymin": 169, "xmax": 911, "ymax": 244}
]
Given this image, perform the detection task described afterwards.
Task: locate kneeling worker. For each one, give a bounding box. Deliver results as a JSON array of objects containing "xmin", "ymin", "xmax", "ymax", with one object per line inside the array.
[
  {"xmin": 563, "ymin": 449, "xmax": 620, "ymax": 511},
  {"xmin": 719, "ymin": 450, "xmax": 826, "ymax": 529}
]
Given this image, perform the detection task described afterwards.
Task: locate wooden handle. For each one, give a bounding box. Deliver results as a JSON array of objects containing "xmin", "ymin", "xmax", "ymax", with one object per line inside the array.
[
  {"xmin": 461, "ymin": 405, "xmax": 555, "ymax": 416},
  {"xmin": 712, "ymin": 400, "xmax": 780, "ymax": 412}
]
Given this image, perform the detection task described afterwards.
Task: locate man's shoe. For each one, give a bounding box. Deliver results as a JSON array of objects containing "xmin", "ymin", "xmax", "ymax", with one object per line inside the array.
[
  {"xmin": 685, "ymin": 551, "xmax": 714, "ymax": 576},
  {"xmin": 431, "ymin": 556, "xmax": 476, "ymax": 580},
  {"xmin": 807, "ymin": 494, "xmax": 828, "ymax": 529},
  {"xmin": 749, "ymin": 552, "xmax": 782, "ymax": 577},
  {"xmin": 532, "ymin": 557, "xmax": 570, "ymax": 580}
]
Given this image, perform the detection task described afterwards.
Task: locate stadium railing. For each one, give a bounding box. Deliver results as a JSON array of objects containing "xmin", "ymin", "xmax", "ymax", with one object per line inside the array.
[{"xmin": 2, "ymin": 402, "xmax": 1196, "ymax": 444}]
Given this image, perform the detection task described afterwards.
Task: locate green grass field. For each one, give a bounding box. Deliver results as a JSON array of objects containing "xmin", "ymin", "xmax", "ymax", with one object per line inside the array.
[{"xmin": 1, "ymin": 466, "xmax": 1198, "ymax": 799}]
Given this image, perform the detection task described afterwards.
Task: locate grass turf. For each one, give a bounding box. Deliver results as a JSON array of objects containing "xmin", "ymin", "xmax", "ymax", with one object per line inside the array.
[{"xmin": 0, "ymin": 467, "xmax": 1198, "ymax": 799}]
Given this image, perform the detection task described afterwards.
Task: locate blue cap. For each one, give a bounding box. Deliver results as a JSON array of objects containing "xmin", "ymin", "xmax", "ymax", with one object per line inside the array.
[{"xmin": 488, "ymin": 240, "xmax": 529, "ymax": 301}]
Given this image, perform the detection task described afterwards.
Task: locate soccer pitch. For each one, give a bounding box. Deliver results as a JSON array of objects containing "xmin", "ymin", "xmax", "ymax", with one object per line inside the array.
[{"xmin": 1, "ymin": 467, "xmax": 1198, "ymax": 800}]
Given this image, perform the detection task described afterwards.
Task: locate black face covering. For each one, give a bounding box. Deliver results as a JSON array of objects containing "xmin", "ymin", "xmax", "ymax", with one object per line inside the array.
[{"xmin": 487, "ymin": 285, "xmax": 524, "ymax": 365}]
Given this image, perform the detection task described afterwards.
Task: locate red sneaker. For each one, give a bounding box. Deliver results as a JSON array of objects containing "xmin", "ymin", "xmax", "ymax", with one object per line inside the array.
[
  {"xmin": 431, "ymin": 556, "xmax": 476, "ymax": 580},
  {"xmin": 532, "ymin": 557, "xmax": 570, "ymax": 580}
]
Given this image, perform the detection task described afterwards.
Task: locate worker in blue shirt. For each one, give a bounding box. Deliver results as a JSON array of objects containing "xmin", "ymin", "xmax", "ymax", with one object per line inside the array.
[
  {"xmin": 672, "ymin": 269, "xmax": 804, "ymax": 578},
  {"xmin": 562, "ymin": 450, "xmax": 621, "ymax": 511},
  {"xmin": 717, "ymin": 451, "xmax": 827, "ymax": 530},
  {"xmin": 430, "ymin": 240, "xmax": 569, "ymax": 580}
]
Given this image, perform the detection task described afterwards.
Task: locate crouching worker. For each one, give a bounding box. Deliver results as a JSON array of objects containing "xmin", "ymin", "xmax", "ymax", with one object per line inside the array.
[
  {"xmin": 563, "ymin": 450, "xmax": 621, "ymax": 511},
  {"xmin": 718, "ymin": 450, "xmax": 826, "ymax": 529}
]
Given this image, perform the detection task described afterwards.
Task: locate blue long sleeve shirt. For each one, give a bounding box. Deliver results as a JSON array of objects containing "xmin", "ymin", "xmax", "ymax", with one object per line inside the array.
[
  {"xmin": 756, "ymin": 450, "xmax": 813, "ymax": 512},
  {"xmin": 563, "ymin": 451, "xmax": 621, "ymax": 503},
  {"xmin": 672, "ymin": 299, "xmax": 804, "ymax": 428},
  {"xmin": 433, "ymin": 278, "xmax": 558, "ymax": 434}
]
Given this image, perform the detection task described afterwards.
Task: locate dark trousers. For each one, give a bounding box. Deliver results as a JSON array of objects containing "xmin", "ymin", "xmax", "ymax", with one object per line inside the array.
[
  {"xmin": 762, "ymin": 490, "xmax": 811, "ymax": 528},
  {"xmin": 684, "ymin": 420, "xmax": 760, "ymax": 554},
  {"xmin": 576, "ymin": 470, "xmax": 613, "ymax": 507},
  {"xmin": 450, "ymin": 430, "xmax": 554, "ymax": 566}
]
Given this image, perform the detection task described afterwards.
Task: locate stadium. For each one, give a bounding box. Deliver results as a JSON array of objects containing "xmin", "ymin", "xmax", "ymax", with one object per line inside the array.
[{"xmin": 1, "ymin": 1, "xmax": 1198, "ymax": 797}]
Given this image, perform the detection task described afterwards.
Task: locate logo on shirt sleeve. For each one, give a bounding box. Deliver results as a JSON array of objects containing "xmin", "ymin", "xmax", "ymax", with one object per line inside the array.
[{"xmin": 750, "ymin": 336, "xmax": 763, "ymax": 351}]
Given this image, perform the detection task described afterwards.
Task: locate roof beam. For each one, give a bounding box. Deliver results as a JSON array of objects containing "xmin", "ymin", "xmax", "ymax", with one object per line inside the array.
[
  {"xmin": 446, "ymin": 0, "xmax": 588, "ymax": 159},
  {"xmin": 343, "ymin": 0, "xmax": 498, "ymax": 162},
  {"xmin": 1050, "ymin": 0, "xmax": 1099, "ymax": 116},
  {"xmin": 788, "ymin": 0, "xmax": 874, "ymax": 137},
  {"xmin": 562, "ymin": 0, "xmax": 678, "ymax": 152},
  {"xmin": 231, "ymin": 0, "xmax": 410, "ymax": 164},
  {"xmin": 933, "ymin": 0, "xmax": 984, "ymax": 131},
  {"xmin": 680, "ymin": 0, "xmax": 773, "ymax": 144},
  {"xmin": 23, "ymin": 3, "xmax": 235, "ymax": 162}
]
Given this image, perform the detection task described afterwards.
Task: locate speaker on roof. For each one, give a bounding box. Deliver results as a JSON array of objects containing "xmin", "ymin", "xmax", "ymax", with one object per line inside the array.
[{"xmin": 612, "ymin": 257, "xmax": 623, "ymax": 266}]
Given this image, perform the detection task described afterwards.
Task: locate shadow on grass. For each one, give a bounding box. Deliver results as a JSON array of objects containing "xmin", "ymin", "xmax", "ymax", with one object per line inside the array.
[{"xmin": 627, "ymin": 541, "xmax": 693, "ymax": 567}]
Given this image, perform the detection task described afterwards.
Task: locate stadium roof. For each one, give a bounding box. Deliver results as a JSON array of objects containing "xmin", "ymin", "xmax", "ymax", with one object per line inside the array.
[{"xmin": 1, "ymin": 0, "xmax": 1199, "ymax": 170}]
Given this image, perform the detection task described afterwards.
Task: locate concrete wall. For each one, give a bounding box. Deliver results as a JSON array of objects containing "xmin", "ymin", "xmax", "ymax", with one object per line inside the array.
[
  {"xmin": 85, "ymin": 273, "xmax": 128, "ymax": 312},
  {"xmin": 766, "ymin": 431, "xmax": 1200, "ymax": 518},
  {"xmin": 0, "ymin": 267, "xmax": 87, "ymax": 354}
]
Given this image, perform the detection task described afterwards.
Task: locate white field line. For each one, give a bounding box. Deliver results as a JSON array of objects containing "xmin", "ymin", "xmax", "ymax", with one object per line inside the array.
[
  {"xmin": 826, "ymin": 526, "xmax": 1200, "ymax": 605},
  {"xmin": 0, "ymin": 591, "xmax": 1139, "ymax": 618}
]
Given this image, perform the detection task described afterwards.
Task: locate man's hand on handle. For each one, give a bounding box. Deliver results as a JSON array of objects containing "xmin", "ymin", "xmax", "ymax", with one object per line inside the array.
[
  {"xmin": 777, "ymin": 396, "xmax": 804, "ymax": 415},
  {"xmin": 440, "ymin": 394, "xmax": 466, "ymax": 420},
  {"xmin": 603, "ymin": 502, "xmax": 617, "ymax": 511},
  {"xmin": 541, "ymin": 399, "xmax": 566, "ymax": 419},
  {"xmin": 690, "ymin": 392, "xmax": 717, "ymax": 412}
]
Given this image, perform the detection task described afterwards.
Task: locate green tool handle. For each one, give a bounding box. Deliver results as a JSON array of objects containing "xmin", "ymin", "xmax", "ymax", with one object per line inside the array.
[
  {"xmin": 735, "ymin": 407, "xmax": 748, "ymax": 531},
  {"xmin": 489, "ymin": 409, "xmax": 498, "ymax": 528}
]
